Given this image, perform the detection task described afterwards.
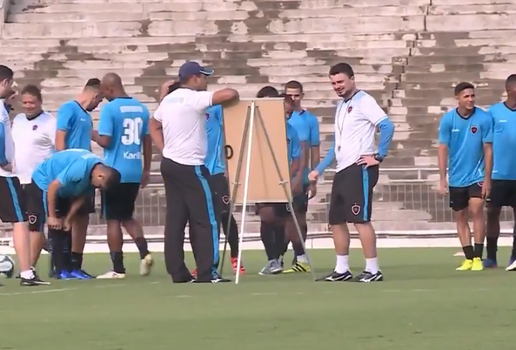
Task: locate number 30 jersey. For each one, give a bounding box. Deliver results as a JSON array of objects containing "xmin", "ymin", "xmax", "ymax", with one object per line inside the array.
[{"xmin": 98, "ymin": 97, "xmax": 150, "ymax": 183}]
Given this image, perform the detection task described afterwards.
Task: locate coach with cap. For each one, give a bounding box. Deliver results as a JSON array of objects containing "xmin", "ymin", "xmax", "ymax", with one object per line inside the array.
[{"xmin": 149, "ymin": 61, "xmax": 239, "ymax": 283}]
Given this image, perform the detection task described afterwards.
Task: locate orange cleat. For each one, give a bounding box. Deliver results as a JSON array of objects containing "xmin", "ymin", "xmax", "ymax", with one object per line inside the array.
[{"xmin": 231, "ymin": 257, "xmax": 245, "ymax": 275}]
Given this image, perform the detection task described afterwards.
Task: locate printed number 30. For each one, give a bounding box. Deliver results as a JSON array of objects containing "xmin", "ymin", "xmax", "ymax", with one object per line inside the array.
[{"xmin": 121, "ymin": 118, "xmax": 143, "ymax": 145}]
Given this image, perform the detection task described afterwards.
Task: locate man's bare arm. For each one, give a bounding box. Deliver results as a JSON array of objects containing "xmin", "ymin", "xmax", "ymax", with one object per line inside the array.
[
  {"xmin": 149, "ymin": 118, "xmax": 164, "ymax": 152},
  {"xmin": 91, "ymin": 130, "xmax": 111, "ymax": 148},
  {"xmin": 47, "ymin": 179, "xmax": 62, "ymax": 217},
  {"xmin": 438, "ymin": 144, "xmax": 448, "ymax": 182},
  {"xmin": 310, "ymin": 146, "xmax": 320, "ymax": 170},
  {"xmin": 212, "ymin": 88, "xmax": 239, "ymax": 106},
  {"xmin": 65, "ymin": 196, "xmax": 86, "ymax": 224},
  {"xmin": 484, "ymin": 143, "xmax": 493, "ymax": 184},
  {"xmin": 55, "ymin": 130, "xmax": 67, "ymax": 151}
]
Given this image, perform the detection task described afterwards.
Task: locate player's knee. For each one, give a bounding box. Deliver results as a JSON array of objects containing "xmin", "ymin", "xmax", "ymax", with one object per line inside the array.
[
  {"xmin": 259, "ymin": 208, "xmax": 275, "ymax": 223},
  {"xmin": 454, "ymin": 208, "xmax": 468, "ymax": 222}
]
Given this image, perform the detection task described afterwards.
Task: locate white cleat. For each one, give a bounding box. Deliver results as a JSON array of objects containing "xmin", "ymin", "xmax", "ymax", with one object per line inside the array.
[
  {"xmin": 96, "ymin": 271, "xmax": 126, "ymax": 279},
  {"xmin": 140, "ymin": 254, "xmax": 154, "ymax": 276},
  {"xmin": 506, "ymin": 260, "xmax": 516, "ymax": 271}
]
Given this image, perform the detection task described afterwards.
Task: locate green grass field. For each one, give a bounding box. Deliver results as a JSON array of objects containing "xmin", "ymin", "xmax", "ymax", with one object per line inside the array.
[{"xmin": 0, "ymin": 248, "xmax": 515, "ymax": 350}]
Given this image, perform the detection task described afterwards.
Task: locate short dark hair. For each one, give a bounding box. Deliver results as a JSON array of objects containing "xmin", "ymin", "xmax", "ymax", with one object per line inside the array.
[
  {"xmin": 21, "ymin": 85, "xmax": 42, "ymax": 102},
  {"xmin": 505, "ymin": 74, "xmax": 516, "ymax": 90},
  {"xmin": 0, "ymin": 65, "xmax": 14, "ymax": 83},
  {"xmin": 85, "ymin": 78, "xmax": 101, "ymax": 89},
  {"xmin": 285, "ymin": 80, "xmax": 303, "ymax": 93},
  {"xmin": 105, "ymin": 167, "xmax": 121, "ymax": 189},
  {"xmin": 329, "ymin": 63, "xmax": 354, "ymax": 78},
  {"xmin": 256, "ymin": 86, "xmax": 279, "ymax": 98},
  {"xmin": 454, "ymin": 82, "xmax": 474, "ymax": 96}
]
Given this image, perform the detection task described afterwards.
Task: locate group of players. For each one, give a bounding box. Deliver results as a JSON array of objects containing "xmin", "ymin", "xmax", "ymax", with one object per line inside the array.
[
  {"xmin": 438, "ymin": 74, "xmax": 516, "ymax": 272},
  {"xmin": 0, "ymin": 61, "xmax": 325, "ymax": 286}
]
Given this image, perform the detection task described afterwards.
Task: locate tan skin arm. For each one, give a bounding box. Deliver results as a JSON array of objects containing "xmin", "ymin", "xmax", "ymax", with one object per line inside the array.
[
  {"xmin": 483, "ymin": 142, "xmax": 493, "ymax": 197},
  {"xmin": 55, "ymin": 130, "xmax": 67, "ymax": 151},
  {"xmin": 149, "ymin": 118, "xmax": 164, "ymax": 152}
]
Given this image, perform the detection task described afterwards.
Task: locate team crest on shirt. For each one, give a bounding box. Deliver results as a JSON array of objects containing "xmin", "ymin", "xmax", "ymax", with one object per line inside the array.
[
  {"xmin": 348, "ymin": 106, "xmax": 353, "ymax": 113},
  {"xmin": 222, "ymin": 195, "xmax": 230, "ymax": 205},
  {"xmin": 28, "ymin": 214, "xmax": 37, "ymax": 225},
  {"xmin": 32, "ymin": 125, "xmax": 38, "ymax": 131},
  {"xmin": 351, "ymin": 203, "xmax": 361, "ymax": 216},
  {"xmin": 287, "ymin": 138, "xmax": 290, "ymax": 144},
  {"xmin": 471, "ymin": 126, "xmax": 478, "ymax": 134},
  {"xmin": 206, "ymin": 113, "xmax": 210, "ymax": 120}
]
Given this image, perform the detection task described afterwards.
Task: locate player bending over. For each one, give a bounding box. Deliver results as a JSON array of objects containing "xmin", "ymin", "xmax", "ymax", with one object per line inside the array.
[
  {"xmin": 256, "ymin": 94, "xmax": 305, "ymax": 275},
  {"xmin": 30, "ymin": 149, "xmax": 121, "ymax": 279},
  {"xmin": 91, "ymin": 73, "xmax": 154, "ymax": 279},
  {"xmin": 484, "ymin": 74, "xmax": 516, "ymax": 270},
  {"xmin": 282, "ymin": 80, "xmax": 320, "ymax": 271},
  {"xmin": 438, "ymin": 82, "xmax": 493, "ymax": 271}
]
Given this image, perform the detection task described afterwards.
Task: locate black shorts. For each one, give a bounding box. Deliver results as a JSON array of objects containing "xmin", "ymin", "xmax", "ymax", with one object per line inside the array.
[
  {"xmin": 25, "ymin": 181, "xmax": 95, "ymax": 219},
  {"xmin": 210, "ymin": 173, "xmax": 231, "ymax": 215},
  {"xmin": 21, "ymin": 183, "xmax": 45, "ymax": 232},
  {"xmin": 255, "ymin": 185, "xmax": 309, "ymax": 218},
  {"xmin": 328, "ymin": 164, "xmax": 379, "ymax": 224},
  {"xmin": 101, "ymin": 182, "xmax": 140, "ymax": 221},
  {"xmin": 487, "ymin": 180, "xmax": 516, "ymax": 208},
  {"xmin": 0, "ymin": 176, "xmax": 27, "ymax": 223},
  {"xmin": 449, "ymin": 182, "xmax": 483, "ymax": 211}
]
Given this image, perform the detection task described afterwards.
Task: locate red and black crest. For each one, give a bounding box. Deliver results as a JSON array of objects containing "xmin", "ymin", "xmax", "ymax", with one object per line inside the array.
[
  {"xmin": 351, "ymin": 204, "xmax": 361, "ymax": 216},
  {"xmin": 32, "ymin": 125, "xmax": 38, "ymax": 131},
  {"xmin": 348, "ymin": 106, "xmax": 353, "ymax": 113},
  {"xmin": 471, "ymin": 126, "xmax": 478, "ymax": 134},
  {"xmin": 222, "ymin": 195, "xmax": 230, "ymax": 205},
  {"xmin": 205, "ymin": 113, "xmax": 210, "ymax": 120},
  {"xmin": 287, "ymin": 138, "xmax": 290, "ymax": 144}
]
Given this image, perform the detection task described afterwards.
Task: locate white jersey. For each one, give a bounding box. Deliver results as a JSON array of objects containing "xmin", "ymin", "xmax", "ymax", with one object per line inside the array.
[
  {"xmin": 334, "ymin": 90, "xmax": 388, "ymax": 171},
  {"xmin": 0, "ymin": 100, "xmax": 15, "ymax": 177},
  {"xmin": 153, "ymin": 88, "xmax": 214, "ymax": 166},
  {"xmin": 12, "ymin": 111, "xmax": 56, "ymax": 184}
]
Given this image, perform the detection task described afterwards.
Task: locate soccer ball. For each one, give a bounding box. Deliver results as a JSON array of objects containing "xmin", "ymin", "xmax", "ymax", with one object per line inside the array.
[{"xmin": 0, "ymin": 255, "xmax": 15, "ymax": 278}]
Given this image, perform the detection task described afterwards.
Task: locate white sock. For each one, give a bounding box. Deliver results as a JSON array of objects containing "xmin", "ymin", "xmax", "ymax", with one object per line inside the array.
[
  {"xmin": 297, "ymin": 254, "xmax": 308, "ymax": 263},
  {"xmin": 335, "ymin": 255, "xmax": 349, "ymax": 273},
  {"xmin": 20, "ymin": 269, "xmax": 35, "ymax": 279},
  {"xmin": 365, "ymin": 257, "xmax": 379, "ymax": 274}
]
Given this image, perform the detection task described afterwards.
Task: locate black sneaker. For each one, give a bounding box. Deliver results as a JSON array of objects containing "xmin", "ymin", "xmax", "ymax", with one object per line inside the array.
[
  {"xmin": 193, "ymin": 272, "xmax": 231, "ymax": 283},
  {"xmin": 20, "ymin": 276, "xmax": 41, "ymax": 286},
  {"xmin": 316, "ymin": 270, "xmax": 353, "ymax": 282},
  {"xmin": 356, "ymin": 270, "xmax": 383, "ymax": 283},
  {"xmin": 32, "ymin": 271, "xmax": 51, "ymax": 285}
]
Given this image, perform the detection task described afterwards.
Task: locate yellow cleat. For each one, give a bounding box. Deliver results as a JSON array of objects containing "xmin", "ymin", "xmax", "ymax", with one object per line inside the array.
[
  {"xmin": 283, "ymin": 261, "xmax": 311, "ymax": 274},
  {"xmin": 456, "ymin": 259, "xmax": 473, "ymax": 271},
  {"xmin": 471, "ymin": 257, "xmax": 484, "ymax": 271}
]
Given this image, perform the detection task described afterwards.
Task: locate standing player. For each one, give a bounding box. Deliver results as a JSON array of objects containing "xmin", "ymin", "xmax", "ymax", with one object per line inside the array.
[
  {"xmin": 199, "ymin": 104, "xmax": 245, "ymax": 275},
  {"xmin": 484, "ymin": 75, "xmax": 516, "ymax": 270},
  {"xmin": 256, "ymin": 94, "xmax": 305, "ymax": 275},
  {"xmin": 437, "ymin": 82, "xmax": 493, "ymax": 271},
  {"xmin": 12, "ymin": 85, "xmax": 55, "ymax": 280},
  {"xmin": 282, "ymin": 80, "xmax": 320, "ymax": 272},
  {"xmin": 310, "ymin": 63, "xmax": 395, "ymax": 282},
  {"xmin": 91, "ymin": 73, "xmax": 154, "ymax": 279},
  {"xmin": 55, "ymin": 78, "xmax": 102, "ymax": 279},
  {"xmin": 0, "ymin": 65, "xmax": 43, "ymax": 286},
  {"xmin": 29, "ymin": 149, "xmax": 121, "ymax": 278}
]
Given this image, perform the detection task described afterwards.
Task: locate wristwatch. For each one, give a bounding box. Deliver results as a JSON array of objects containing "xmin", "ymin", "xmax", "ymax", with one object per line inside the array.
[{"xmin": 373, "ymin": 153, "xmax": 384, "ymax": 163}]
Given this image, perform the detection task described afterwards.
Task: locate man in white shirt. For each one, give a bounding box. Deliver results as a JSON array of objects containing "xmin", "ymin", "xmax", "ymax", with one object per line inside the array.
[
  {"xmin": 0, "ymin": 65, "xmax": 44, "ymax": 286},
  {"xmin": 149, "ymin": 61, "xmax": 239, "ymax": 283},
  {"xmin": 12, "ymin": 85, "xmax": 55, "ymax": 283},
  {"xmin": 310, "ymin": 63, "xmax": 395, "ymax": 283}
]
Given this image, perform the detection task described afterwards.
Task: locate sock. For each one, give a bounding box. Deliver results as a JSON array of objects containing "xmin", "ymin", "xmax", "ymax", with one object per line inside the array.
[
  {"xmin": 63, "ymin": 233, "xmax": 72, "ymax": 271},
  {"xmin": 292, "ymin": 240, "xmax": 305, "ymax": 257},
  {"xmin": 486, "ymin": 237, "xmax": 498, "ymax": 261},
  {"xmin": 365, "ymin": 257, "xmax": 379, "ymax": 274},
  {"xmin": 462, "ymin": 245, "xmax": 474, "ymax": 260},
  {"xmin": 335, "ymin": 255, "xmax": 349, "ymax": 274},
  {"xmin": 511, "ymin": 235, "xmax": 516, "ymax": 260},
  {"xmin": 20, "ymin": 269, "xmax": 35, "ymax": 279},
  {"xmin": 134, "ymin": 237, "xmax": 150, "ymax": 260},
  {"xmin": 71, "ymin": 252, "xmax": 83, "ymax": 271},
  {"xmin": 260, "ymin": 222, "xmax": 278, "ymax": 261},
  {"xmin": 49, "ymin": 229, "xmax": 65, "ymax": 273},
  {"xmin": 301, "ymin": 224, "xmax": 307, "ymax": 242},
  {"xmin": 473, "ymin": 243, "xmax": 484, "ymax": 259},
  {"xmin": 222, "ymin": 213, "xmax": 239, "ymax": 259},
  {"xmin": 110, "ymin": 252, "xmax": 125, "ymax": 273},
  {"xmin": 296, "ymin": 254, "xmax": 308, "ymax": 263}
]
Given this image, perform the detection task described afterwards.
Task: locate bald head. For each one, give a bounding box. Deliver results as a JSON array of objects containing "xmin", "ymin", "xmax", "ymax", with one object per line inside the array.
[{"xmin": 101, "ymin": 73, "xmax": 126, "ymax": 101}]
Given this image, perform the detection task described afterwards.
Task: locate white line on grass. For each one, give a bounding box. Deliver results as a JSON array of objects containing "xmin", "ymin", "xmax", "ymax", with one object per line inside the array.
[{"xmin": 0, "ymin": 287, "xmax": 77, "ymax": 296}]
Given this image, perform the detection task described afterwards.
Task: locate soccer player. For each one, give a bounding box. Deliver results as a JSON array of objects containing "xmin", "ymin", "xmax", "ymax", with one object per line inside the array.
[
  {"xmin": 484, "ymin": 75, "xmax": 516, "ymax": 270},
  {"xmin": 310, "ymin": 63, "xmax": 394, "ymax": 282},
  {"xmin": 0, "ymin": 65, "xmax": 44, "ymax": 286},
  {"xmin": 256, "ymin": 93, "xmax": 304, "ymax": 275},
  {"xmin": 12, "ymin": 85, "xmax": 55, "ymax": 281},
  {"xmin": 30, "ymin": 149, "xmax": 121, "ymax": 278},
  {"xmin": 201, "ymin": 104, "xmax": 245, "ymax": 275},
  {"xmin": 437, "ymin": 82, "xmax": 493, "ymax": 271},
  {"xmin": 91, "ymin": 73, "xmax": 154, "ymax": 279},
  {"xmin": 282, "ymin": 80, "xmax": 320, "ymax": 273},
  {"xmin": 55, "ymin": 78, "xmax": 102, "ymax": 279}
]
